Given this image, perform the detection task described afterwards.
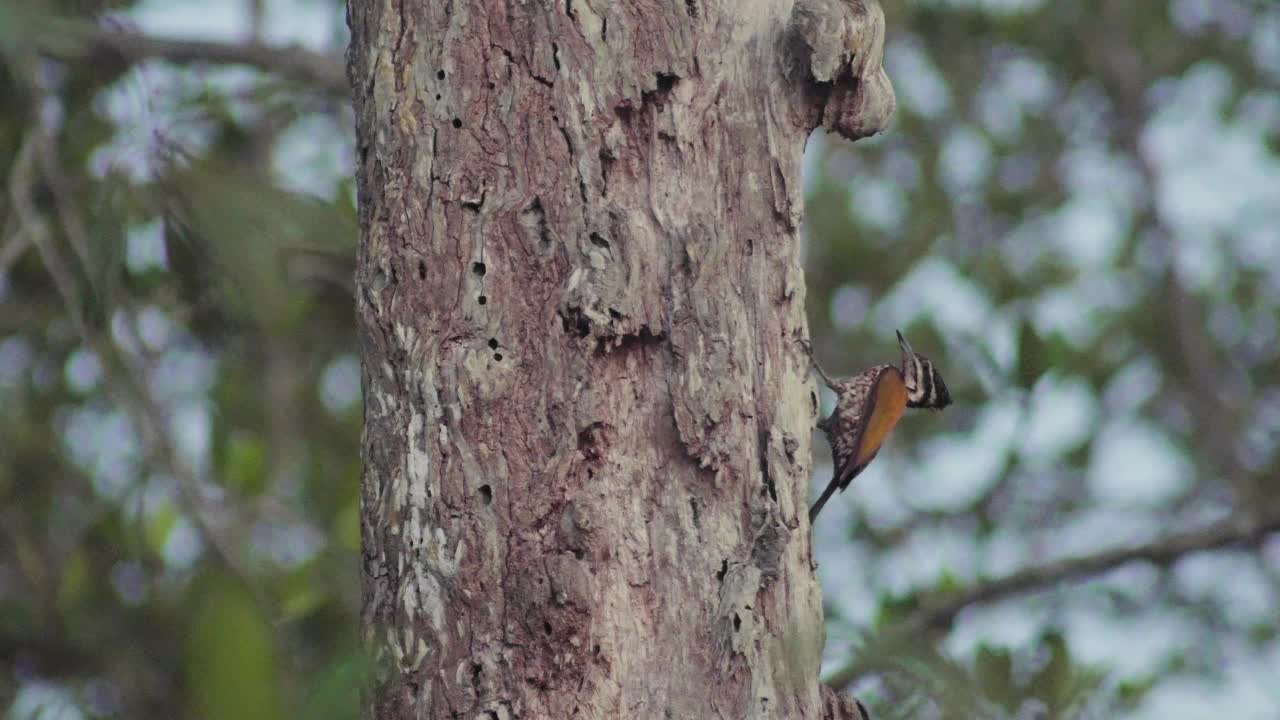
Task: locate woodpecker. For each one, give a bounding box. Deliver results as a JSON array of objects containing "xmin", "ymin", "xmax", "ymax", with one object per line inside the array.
[{"xmin": 808, "ymin": 331, "xmax": 952, "ymax": 522}]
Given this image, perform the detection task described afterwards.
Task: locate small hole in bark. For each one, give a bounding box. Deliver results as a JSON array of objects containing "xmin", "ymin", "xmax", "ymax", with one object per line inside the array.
[
  {"xmin": 471, "ymin": 662, "xmax": 482, "ymax": 685},
  {"xmin": 608, "ymin": 308, "xmax": 622, "ymax": 320},
  {"xmin": 589, "ymin": 232, "xmax": 610, "ymax": 249},
  {"xmin": 573, "ymin": 547, "xmax": 585, "ymax": 560},
  {"xmin": 488, "ymin": 338, "xmax": 499, "ymax": 349},
  {"xmin": 452, "ymin": 117, "xmax": 463, "ymax": 129},
  {"xmin": 473, "ymin": 262, "xmax": 486, "ymax": 276},
  {"xmin": 479, "ymin": 485, "xmax": 492, "ymax": 504},
  {"xmin": 716, "ymin": 559, "xmax": 727, "ymax": 582},
  {"xmin": 435, "ymin": 93, "xmax": 441, "ymax": 101},
  {"xmin": 418, "ymin": 261, "xmax": 426, "ymax": 280},
  {"xmin": 552, "ymin": 43, "xmax": 561, "ymax": 71},
  {"xmin": 437, "ymin": 70, "xmax": 445, "ymax": 80},
  {"xmin": 543, "ymin": 621, "xmax": 553, "ymax": 636},
  {"xmin": 733, "ymin": 613, "xmax": 741, "ymax": 632},
  {"xmin": 593, "ymin": 644, "xmax": 601, "ymax": 655},
  {"xmin": 493, "ymin": 353, "xmax": 503, "ymax": 361},
  {"xmin": 561, "ymin": 307, "xmax": 591, "ymax": 337},
  {"xmin": 478, "ymin": 295, "xmax": 487, "ymax": 305}
]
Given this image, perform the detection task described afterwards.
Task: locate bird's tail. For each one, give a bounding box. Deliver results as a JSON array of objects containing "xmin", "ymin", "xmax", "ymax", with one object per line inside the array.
[{"xmin": 808, "ymin": 478, "xmax": 841, "ymax": 523}]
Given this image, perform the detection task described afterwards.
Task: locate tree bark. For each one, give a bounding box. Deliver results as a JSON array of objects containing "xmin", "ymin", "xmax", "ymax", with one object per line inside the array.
[{"xmin": 347, "ymin": 0, "xmax": 893, "ymax": 717}]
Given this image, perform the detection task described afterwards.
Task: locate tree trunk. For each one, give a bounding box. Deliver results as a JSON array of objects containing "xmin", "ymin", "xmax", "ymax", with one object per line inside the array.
[{"xmin": 347, "ymin": 0, "xmax": 894, "ymax": 717}]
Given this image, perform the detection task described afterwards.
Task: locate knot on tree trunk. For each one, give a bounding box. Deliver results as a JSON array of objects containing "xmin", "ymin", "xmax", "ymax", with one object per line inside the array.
[
  {"xmin": 820, "ymin": 683, "xmax": 873, "ymax": 720},
  {"xmin": 786, "ymin": 0, "xmax": 895, "ymax": 140}
]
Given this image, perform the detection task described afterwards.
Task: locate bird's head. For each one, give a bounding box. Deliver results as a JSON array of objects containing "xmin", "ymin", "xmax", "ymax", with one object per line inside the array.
[{"xmin": 897, "ymin": 330, "xmax": 952, "ymax": 410}]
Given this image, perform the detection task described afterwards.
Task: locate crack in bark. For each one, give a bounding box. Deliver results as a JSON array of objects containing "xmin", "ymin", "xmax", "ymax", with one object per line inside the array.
[{"xmin": 490, "ymin": 42, "xmax": 554, "ymax": 88}]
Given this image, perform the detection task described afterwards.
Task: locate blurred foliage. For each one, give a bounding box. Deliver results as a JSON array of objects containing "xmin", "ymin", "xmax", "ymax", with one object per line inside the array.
[
  {"xmin": 0, "ymin": 0, "xmax": 1277, "ymax": 718},
  {"xmin": 808, "ymin": 0, "xmax": 1280, "ymax": 716},
  {"xmin": 0, "ymin": 0, "xmax": 360, "ymax": 717}
]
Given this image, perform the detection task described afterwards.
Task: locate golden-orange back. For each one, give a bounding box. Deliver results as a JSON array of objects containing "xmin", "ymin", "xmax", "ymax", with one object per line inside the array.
[{"xmin": 855, "ymin": 367, "xmax": 908, "ymax": 467}]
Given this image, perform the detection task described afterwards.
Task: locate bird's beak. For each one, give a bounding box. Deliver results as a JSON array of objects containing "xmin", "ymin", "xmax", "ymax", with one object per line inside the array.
[{"xmin": 896, "ymin": 330, "xmax": 913, "ymax": 357}]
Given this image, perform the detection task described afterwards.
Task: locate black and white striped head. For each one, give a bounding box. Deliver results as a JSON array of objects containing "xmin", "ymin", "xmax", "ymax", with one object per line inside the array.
[{"xmin": 897, "ymin": 330, "xmax": 952, "ymax": 410}]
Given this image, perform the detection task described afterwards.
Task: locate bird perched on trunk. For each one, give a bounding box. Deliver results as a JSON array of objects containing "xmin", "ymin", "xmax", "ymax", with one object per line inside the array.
[{"xmin": 808, "ymin": 331, "xmax": 952, "ymax": 522}]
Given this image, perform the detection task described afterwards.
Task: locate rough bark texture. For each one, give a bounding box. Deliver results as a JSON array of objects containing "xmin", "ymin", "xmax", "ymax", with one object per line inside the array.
[{"xmin": 347, "ymin": 0, "xmax": 893, "ymax": 717}]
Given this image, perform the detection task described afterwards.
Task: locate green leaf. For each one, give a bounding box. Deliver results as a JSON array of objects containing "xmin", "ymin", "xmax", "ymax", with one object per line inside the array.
[
  {"xmin": 974, "ymin": 644, "xmax": 1013, "ymax": 705},
  {"xmin": 279, "ymin": 566, "xmax": 325, "ymax": 621},
  {"xmin": 1015, "ymin": 320, "xmax": 1046, "ymax": 388},
  {"xmin": 145, "ymin": 504, "xmax": 178, "ymax": 556},
  {"xmin": 186, "ymin": 574, "xmax": 284, "ymax": 720},
  {"xmin": 223, "ymin": 433, "xmax": 267, "ymax": 496},
  {"xmin": 298, "ymin": 649, "xmax": 370, "ymax": 720},
  {"xmin": 0, "ymin": 5, "xmax": 84, "ymax": 59},
  {"xmin": 334, "ymin": 499, "xmax": 360, "ymax": 552},
  {"xmin": 57, "ymin": 549, "xmax": 89, "ymax": 609}
]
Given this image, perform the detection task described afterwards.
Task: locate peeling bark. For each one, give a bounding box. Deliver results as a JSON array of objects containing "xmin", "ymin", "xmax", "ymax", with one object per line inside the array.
[{"xmin": 347, "ymin": 0, "xmax": 893, "ymax": 717}]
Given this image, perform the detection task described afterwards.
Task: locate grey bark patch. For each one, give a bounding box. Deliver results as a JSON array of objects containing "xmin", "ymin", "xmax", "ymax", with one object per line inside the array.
[
  {"xmin": 520, "ymin": 197, "xmax": 552, "ymax": 250},
  {"xmin": 751, "ymin": 510, "xmax": 790, "ymax": 584}
]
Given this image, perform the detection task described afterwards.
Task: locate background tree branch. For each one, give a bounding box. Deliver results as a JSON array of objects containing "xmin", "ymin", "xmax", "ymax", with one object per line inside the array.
[
  {"xmin": 37, "ymin": 24, "xmax": 348, "ymax": 97},
  {"xmin": 826, "ymin": 509, "xmax": 1280, "ymax": 690}
]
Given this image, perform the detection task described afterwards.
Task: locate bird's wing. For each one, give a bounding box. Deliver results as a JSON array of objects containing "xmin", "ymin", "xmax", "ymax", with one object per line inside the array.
[
  {"xmin": 830, "ymin": 366, "xmax": 889, "ymax": 489},
  {"xmin": 853, "ymin": 365, "xmax": 908, "ymax": 467}
]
